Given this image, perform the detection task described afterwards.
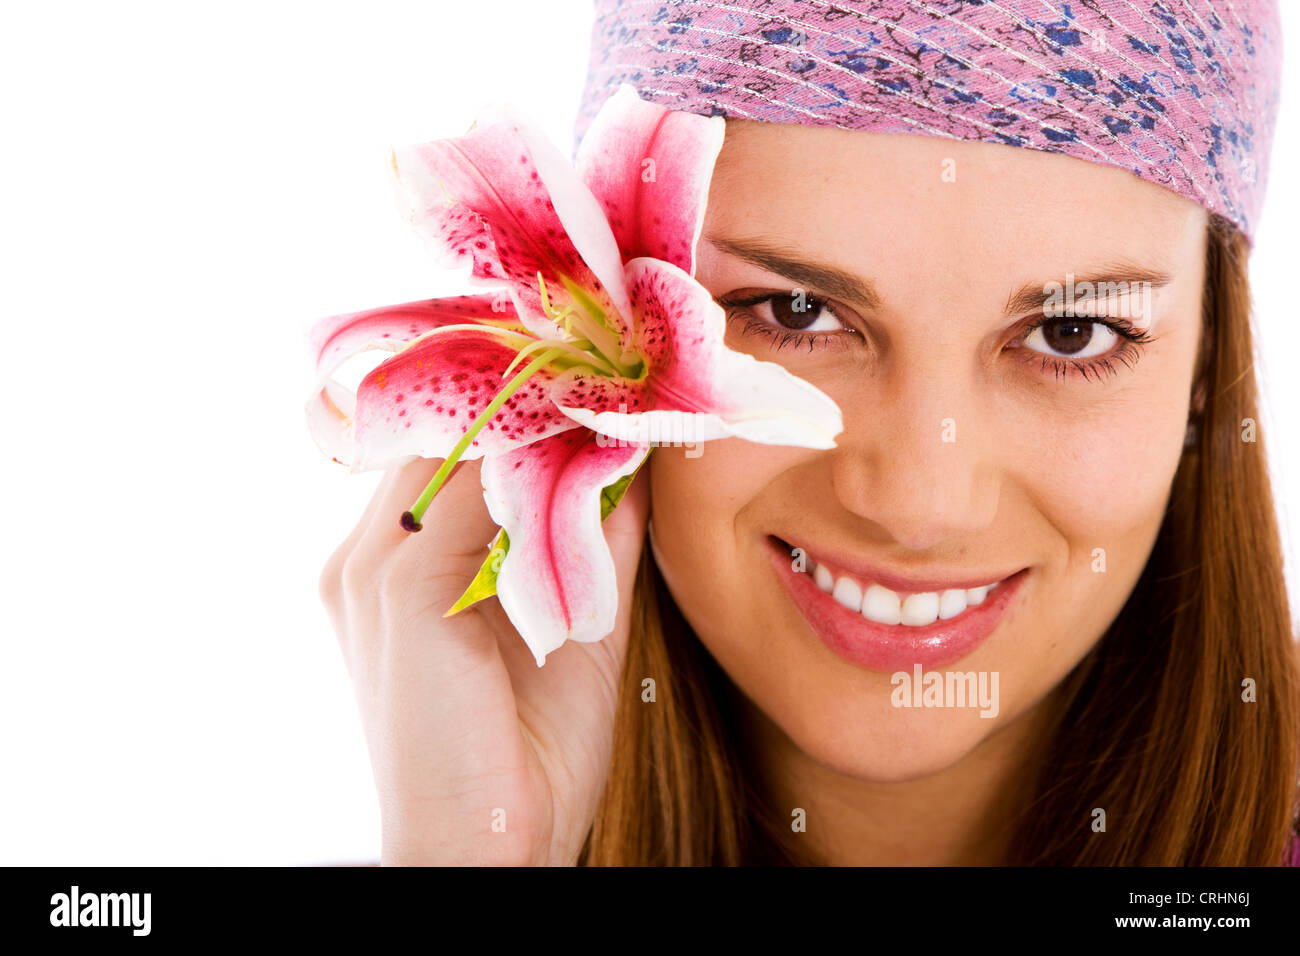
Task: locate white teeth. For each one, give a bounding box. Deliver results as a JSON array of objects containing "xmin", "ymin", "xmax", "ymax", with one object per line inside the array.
[
  {"xmin": 938, "ymin": 588, "xmax": 968, "ymax": 620},
  {"xmin": 900, "ymin": 591, "xmax": 940, "ymax": 627},
  {"xmin": 862, "ymin": 584, "xmax": 902, "ymax": 625},
  {"xmin": 801, "ymin": 551, "xmax": 1005, "ymax": 626},
  {"xmin": 814, "ymin": 563, "xmax": 834, "ymax": 593},
  {"xmin": 832, "ymin": 576, "xmax": 863, "ymax": 612}
]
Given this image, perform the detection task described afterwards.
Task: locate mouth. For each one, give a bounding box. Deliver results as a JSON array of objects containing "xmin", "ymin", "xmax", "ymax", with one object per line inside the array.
[{"xmin": 767, "ymin": 536, "xmax": 1030, "ymax": 672}]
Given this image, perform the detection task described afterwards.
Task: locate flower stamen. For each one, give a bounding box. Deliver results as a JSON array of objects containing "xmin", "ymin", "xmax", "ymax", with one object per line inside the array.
[
  {"xmin": 538, "ymin": 272, "xmax": 639, "ymax": 378},
  {"xmin": 501, "ymin": 336, "xmax": 618, "ymax": 377}
]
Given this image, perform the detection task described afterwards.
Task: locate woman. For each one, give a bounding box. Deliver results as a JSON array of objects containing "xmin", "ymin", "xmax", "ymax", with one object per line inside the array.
[{"xmin": 317, "ymin": 0, "xmax": 1300, "ymax": 865}]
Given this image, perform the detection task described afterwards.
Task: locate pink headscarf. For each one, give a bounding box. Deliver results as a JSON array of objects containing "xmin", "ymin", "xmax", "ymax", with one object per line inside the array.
[{"xmin": 576, "ymin": 0, "xmax": 1282, "ymax": 241}]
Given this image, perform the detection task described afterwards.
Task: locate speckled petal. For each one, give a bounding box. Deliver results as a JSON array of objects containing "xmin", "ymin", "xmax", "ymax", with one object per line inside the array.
[
  {"xmin": 553, "ymin": 257, "xmax": 843, "ymax": 449},
  {"xmin": 576, "ymin": 84, "xmax": 725, "ymax": 275},
  {"xmin": 309, "ymin": 293, "xmax": 527, "ymax": 383},
  {"xmin": 391, "ymin": 108, "xmax": 634, "ymax": 343},
  {"xmin": 305, "ymin": 294, "xmax": 542, "ymax": 472},
  {"xmin": 481, "ymin": 431, "xmax": 649, "ymax": 666},
  {"xmin": 348, "ymin": 328, "xmax": 578, "ymax": 472}
]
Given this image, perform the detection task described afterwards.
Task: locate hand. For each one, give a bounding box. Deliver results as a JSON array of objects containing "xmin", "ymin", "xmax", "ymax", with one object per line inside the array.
[{"xmin": 319, "ymin": 454, "xmax": 649, "ymax": 865}]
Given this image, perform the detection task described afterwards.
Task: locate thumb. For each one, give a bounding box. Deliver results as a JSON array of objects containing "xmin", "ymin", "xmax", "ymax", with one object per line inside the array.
[{"xmin": 602, "ymin": 461, "xmax": 651, "ymax": 641}]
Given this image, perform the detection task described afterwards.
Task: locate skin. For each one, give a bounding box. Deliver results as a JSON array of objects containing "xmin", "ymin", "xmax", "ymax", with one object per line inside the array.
[
  {"xmin": 321, "ymin": 121, "xmax": 1207, "ymax": 865},
  {"xmin": 651, "ymin": 121, "xmax": 1208, "ymax": 864}
]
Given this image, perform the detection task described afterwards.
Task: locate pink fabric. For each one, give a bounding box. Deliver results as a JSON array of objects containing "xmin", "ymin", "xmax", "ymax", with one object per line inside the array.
[{"xmin": 576, "ymin": 0, "xmax": 1282, "ymax": 241}]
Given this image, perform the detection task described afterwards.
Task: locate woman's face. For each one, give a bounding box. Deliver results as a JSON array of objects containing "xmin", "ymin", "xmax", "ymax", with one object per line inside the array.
[{"xmin": 649, "ymin": 120, "xmax": 1208, "ymax": 782}]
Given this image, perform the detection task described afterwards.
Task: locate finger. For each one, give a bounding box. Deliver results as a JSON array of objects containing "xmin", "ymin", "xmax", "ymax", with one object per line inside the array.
[
  {"xmin": 328, "ymin": 457, "xmax": 438, "ymax": 566},
  {"xmin": 352, "ymin": 456, "xmax": 497, "ymax": 585},
  {"xmin": 395, "ymin": 456, "xmax": 501, "ymax": 569},
  {"xmin": 373, "ymin": 457, "xmax": 454, "ymax": 542}
]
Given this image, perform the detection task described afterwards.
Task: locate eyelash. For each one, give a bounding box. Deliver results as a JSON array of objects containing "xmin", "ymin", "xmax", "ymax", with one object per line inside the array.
[
  {"xmin": 1015, "ymin": 315, "xmax": 1154, "ymax": 382},
  {"xmin": 717, "ymin": 292, "xmax": 1156, "ymax": 383},
  {"xmin": 718, "ymin": 292, "xmax": 859, "ymax": 354}
]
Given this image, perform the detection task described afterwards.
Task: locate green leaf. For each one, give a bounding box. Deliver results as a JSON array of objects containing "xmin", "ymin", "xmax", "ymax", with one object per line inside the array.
[
  {"xmin": 600, "ymin": 473, "xmax": 635, "ymax": 520},
  {"xmin": 443, "ymin": 529, "xmax": 510, "ymax": 617},
  {"xmin": 601, "ymin": 447, "xmax": 651, "ymax": 520}
]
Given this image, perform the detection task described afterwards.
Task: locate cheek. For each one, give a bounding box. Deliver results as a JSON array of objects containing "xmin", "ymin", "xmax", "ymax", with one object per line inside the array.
[
  {"xmin": 1005, "ymin": 311, "xmax": 1199, "ymax": 536},
  {"xmin": 1011, "ymin": 383, "xmax": 1190, "ymax": 556},
  {"xmin": 1047, "ymin": 416, "xmax": 1176, "ymax": 528},
  {"xmin": 649, "ymin": 441, "xmax": 807, "ymax": 599},
  {"xmin": 1001, "ymin": 375, "xmax": 1192, "ymax": 676}
]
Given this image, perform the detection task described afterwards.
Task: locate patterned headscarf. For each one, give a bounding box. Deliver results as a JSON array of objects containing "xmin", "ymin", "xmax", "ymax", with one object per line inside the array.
[{"xmin": 576, "ymin": 0, "xmax": 1282, "ymax": 241}]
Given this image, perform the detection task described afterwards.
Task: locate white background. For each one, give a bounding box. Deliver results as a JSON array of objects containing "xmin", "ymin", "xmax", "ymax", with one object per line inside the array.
[{"xmin": 2, "ymin": 1, "xmax": 1296, "ymax": 865}]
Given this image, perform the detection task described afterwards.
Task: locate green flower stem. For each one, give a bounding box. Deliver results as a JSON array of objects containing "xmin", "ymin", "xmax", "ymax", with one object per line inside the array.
[{"xmin": 401, "ymin": 346, "xmax": 565, "ymax": 531}]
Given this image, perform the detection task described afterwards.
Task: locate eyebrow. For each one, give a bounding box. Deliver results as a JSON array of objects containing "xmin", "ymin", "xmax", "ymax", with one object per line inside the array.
[
  {"xmin": 707, "ymin": 236, "xmax": 1173, "ymax": 317},
  {"xmin": 1003, "ymin": 266, "xmax": 1174, "ymax": 317},
  {"xmin": 706, "ymin": 236, "xmax": 883, "ymax": 311}
]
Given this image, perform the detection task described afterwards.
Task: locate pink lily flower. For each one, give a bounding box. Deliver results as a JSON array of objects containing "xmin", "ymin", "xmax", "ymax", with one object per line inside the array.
[{"xmin": 306, "ymin": 85, "xmax": 843, "ymax": 666}]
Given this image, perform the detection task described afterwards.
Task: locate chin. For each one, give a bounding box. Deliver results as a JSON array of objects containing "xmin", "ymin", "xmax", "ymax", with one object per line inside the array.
[{"xmin": 785, "ymin": 700, "xmax": 1016, "ymax": 783}]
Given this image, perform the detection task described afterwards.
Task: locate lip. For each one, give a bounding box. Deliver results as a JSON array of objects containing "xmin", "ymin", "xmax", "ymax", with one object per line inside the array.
[{"xmin": 767, "ymin": 537, "xmax": 1029, "ymax": 672}]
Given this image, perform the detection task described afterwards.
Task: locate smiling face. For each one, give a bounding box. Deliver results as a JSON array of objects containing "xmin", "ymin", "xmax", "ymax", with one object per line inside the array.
[{"xmin": 648, "ymin": 120, "xmax": 1208, "ymax": 784}]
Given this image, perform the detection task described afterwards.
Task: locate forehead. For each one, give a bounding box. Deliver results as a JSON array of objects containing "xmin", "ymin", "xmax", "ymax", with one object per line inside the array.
[{"xmin": 704, "ymin": 120, "xmax": 1207, "ymax": 291}]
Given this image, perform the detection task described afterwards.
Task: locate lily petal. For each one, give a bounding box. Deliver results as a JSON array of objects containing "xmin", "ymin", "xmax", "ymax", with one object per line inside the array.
[
  {"xmin": 348, "ymin": 327, "xmax": 579, "ymax": 472},
  {"xmin": 391, "ymin": 109, "xmax": 634, "ymax": 343},
  {"xmin": 576, "ymin": 84, "xmax": 725, "ymax": 275},
  {"xmin": 482, "ymin": 430, "xmax": 649, "ymax": 666},
  {"xmin": 306, "ymin": 378, "xmax": 358, "ymax": 467},
  {"xmin": 553, "ymin": 258, "xmax": 844, "ymax": 449},
  {"xmin": 305, "ymin": 294, "xmax": 539, "ymax": 472},
  {"xmin": 309, "ymin": 293, "xmax": 527, "ymax": 383}
]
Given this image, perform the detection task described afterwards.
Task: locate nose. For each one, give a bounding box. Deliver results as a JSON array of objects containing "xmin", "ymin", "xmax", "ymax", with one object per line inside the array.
[{"xmin": 830, "ymin": 368, "xmax": 1002, "ymax": 551}]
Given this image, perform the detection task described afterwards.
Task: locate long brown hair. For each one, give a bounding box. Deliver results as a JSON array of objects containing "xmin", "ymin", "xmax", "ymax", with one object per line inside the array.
[{"xmin": 578, "ymin": 213, "xmax": 1300, "ymax": 865}]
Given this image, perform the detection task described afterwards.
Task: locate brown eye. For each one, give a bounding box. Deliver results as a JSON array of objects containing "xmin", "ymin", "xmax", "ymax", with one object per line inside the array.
[
  {"xmin": 770, "ymin": 293, "xmax": 824, "ymax": 330},
  {"xmin": 1023, "ymin": 318, "xmax": 1116, "ymax": 359},
  {"xmin": 1042, "ymin": 319, "xmax": 1093, "ymax": 354},
  {"xmin": 756, "ymin": 292, "xmax": 844, "ymax": 333}
]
